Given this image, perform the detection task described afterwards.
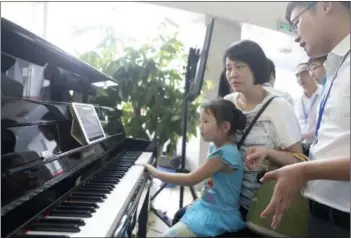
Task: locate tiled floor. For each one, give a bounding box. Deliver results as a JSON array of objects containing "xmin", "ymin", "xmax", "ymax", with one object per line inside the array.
[{"xmin": 147, "ymin": 179, "xmax": 200, "ymax": 237}]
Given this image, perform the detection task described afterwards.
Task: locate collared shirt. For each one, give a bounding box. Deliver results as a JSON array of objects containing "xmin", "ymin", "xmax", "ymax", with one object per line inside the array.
[
  {"xmin": 321, "ymin": 74, "xmax": 327, "ymax": 89},
  {"xmin": 295, "ymin": 86, "xmax": 323, "ymax": 144},
  {"xmin": 303, "ymin": 34, "xmax": 350, "ymax": 213}
]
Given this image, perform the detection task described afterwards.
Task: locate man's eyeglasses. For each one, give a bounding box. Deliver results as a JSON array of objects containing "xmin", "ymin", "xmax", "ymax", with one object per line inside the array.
[{"xmin": 290, "ymin": 2, "xmax": 317, "ymax": 35}]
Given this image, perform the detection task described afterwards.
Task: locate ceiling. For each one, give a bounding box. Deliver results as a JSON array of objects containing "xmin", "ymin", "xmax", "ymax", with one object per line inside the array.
[{"xmin": 148, "ymin": 2, "xmax": 290, "ymax": 32}]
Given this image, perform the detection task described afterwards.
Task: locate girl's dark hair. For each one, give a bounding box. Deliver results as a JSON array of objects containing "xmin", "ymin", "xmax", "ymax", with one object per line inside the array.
[
  {"xmin": 202, "ymin": 99, "xmax": 246, "ymax": 136},
  {"xmin": 223, "ymin": 40, "xmax": 269, "ymax": 85}
]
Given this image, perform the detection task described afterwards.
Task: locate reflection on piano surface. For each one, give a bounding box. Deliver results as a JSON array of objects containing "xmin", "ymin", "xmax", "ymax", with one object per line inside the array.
[{"xmin": 1, "ymin": 17, "xmax": 157, "ymax": 237}]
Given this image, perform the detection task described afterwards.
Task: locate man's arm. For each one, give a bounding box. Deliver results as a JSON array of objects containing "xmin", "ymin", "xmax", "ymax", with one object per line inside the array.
[
  {"xmin": 260, "ymin": 156, "xmax": 350, "ymax": 229},
  {"xmin": 301, "ymin": 156, "xmax": 350, "ymax": 181}
]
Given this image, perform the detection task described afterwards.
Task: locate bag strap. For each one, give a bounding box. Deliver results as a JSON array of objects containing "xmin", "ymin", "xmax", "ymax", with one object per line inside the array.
[{"xmin": 237, "ymin": 96, "xmax": 277, "ymax": 149}]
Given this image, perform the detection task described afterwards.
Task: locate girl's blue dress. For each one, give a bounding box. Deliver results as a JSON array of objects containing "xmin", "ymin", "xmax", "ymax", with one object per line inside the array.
[{"xmin": 181, "ymin": 143, "xmax": 246, "ymax": 237}]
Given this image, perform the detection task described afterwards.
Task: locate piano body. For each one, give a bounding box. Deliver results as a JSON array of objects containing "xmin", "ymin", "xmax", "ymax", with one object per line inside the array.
[{"xmin": 1, "ymin": 18, "xmax": 157, "ymax": 238}]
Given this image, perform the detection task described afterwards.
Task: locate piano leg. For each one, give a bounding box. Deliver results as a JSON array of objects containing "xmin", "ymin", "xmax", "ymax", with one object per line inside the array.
[{"xmin": 137, "ymin": 189, "xmax": 150, "ymax": 238}]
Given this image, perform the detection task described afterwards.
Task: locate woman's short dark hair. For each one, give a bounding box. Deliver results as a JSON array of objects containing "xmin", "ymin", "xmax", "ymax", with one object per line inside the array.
[
  {"xmin": 218, "ymin": 70, "xmax": 231, "ymax": 97},
  {"xmin": 202, "ymin": 99, "xmax": 246, "ymax": 136},
  {"xmin": 267, "ymin": 58, "xmax": 276, "ymax": 79},
  {"xmin": 224, "ymin": 40, "xmax": 269, "ymax": 85}
]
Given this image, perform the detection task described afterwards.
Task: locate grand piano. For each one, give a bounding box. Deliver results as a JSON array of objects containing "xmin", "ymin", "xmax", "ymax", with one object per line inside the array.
[{"xmin": 1, "ymin": 18, "xmax": 157, "ymax": 238}]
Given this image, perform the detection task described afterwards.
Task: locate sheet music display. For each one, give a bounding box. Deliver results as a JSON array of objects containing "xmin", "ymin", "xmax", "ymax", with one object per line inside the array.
[{"xmin": 71, "ymin": 103, "xmax": 106, "ymax": 144}]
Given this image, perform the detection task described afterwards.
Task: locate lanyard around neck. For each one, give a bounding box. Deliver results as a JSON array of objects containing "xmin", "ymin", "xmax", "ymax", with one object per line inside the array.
[
  {"xmin": 301, "ymin": 93, "xmax": 319, "ymax": 121},
  {"xmin": 314, "ymin": 50, "xmax": 350, "ymax": 137}
]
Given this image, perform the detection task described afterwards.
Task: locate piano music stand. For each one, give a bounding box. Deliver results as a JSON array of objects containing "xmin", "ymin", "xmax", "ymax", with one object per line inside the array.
[{"xmin": 150, "ymin": 18, "xmax": 214, "ymax": 228}]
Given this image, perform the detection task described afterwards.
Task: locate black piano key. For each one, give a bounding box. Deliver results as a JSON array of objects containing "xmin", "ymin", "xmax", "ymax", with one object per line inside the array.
[
  {"xmin": 80, "ymin": 185, "xmax": 113, "ymax": 191},
  {"xmin": 97, "ymin": 172, "xmax": 124, "ymax": 177},
  {"xmin": 120, "ymin": 161, "xmax": 135, "ymax": 165},
  {"xmin": 93, "ymin": 177, "xmax": 120, "ymax": 182},
  {"xmin": 89, "ymin": 179, "xmax": 118, "ymax": 184},
  {"xmin": 102, "ymin": 169, "xmax": 126, "ymax": 172},
  {"xmin": 61, "ymin": 201, "xmax": 99, "ymax": 209},
  {"xmin": 94, "ymin": 175, "xmax": 121, "ymax": 180},
  {"xmin": 37, "ymin": 218, "xmax": 86, "ymax": 226},
  {"xmin": 77, "ymin": 188, "xmax": 111, "ymax": 194},
  {"xmin": 30, "ymin": 222, "xmax": 81, "ymax": 232},
  {"xmin": 106, "ymin": 174, "xmax": 124, "ymax": 179},
  {"xmin": 68, "ymin": 195, "xmax": 104, "ymax": 203},
  {"xmin": 86, "ymin": 182, "xmax": 115, "ymax": 188},
  {"xmin": 30, "ymin": 226, "xmax": 80, "ymax": 233},
  {"xmin": 72, "ymin": 192, "xmax": 107, "ymax": 199},
  {"xmin": 50, "ymin": 209, "xmax": 92, "ymax": 218},
  {"xmin": 55, "ymin": 205, "xmax": 96, "ymax": 213},
  {"xmin": 114, "ymin": 166, "xmax": 129, "ymax": 170}
]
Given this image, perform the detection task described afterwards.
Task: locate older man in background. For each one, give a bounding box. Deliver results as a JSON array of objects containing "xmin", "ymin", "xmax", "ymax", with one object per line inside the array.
[
  {"xmin": 309, "ymin": 55, "xmax": 327, "ymax": 87},
  {"xmin": 294, "ymin": 62, "xmax": 322, "ymax": 149}
]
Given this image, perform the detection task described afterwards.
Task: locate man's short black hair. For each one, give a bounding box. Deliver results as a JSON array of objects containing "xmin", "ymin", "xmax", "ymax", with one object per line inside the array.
[
  {"xmin": 224, "ymin": 40, "xmax": 269, "ymax": 85},
  {"xmin": 286, "ymin": 1, "xmax": 351, "ymax": 24},
  {"xmin": 267, "ymin": 58, "xmax": 276, "ymax": 79}
]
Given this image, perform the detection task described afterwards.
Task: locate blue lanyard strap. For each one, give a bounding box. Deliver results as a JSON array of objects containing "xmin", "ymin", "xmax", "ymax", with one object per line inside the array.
[
  {"xmin": 301, "ymin": 93, "xmax": 319, "ymax": 121},
  {"xmin": 315, "ymin": 51, "xmax": 350, "ymax": 137}
]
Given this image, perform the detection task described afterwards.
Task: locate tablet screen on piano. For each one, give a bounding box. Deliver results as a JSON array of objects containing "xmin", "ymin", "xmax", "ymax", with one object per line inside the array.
[{"xmin": 71, "ymin": 103, "xmax": 106, "ymax": 144}]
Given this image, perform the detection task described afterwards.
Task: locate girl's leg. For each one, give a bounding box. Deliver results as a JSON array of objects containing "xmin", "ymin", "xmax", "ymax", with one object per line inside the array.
[
  {"xmin": 162, "ymin": 222, "xmax": 197, "ymax": 238},
  {"xmin": 172, "ymin": 206, "xmax": 188, "ymax": 225}
]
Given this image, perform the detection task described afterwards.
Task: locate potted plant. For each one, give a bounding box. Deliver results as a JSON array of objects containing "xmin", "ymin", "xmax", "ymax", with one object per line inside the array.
[{"xmin": 78, "ymin": 20, "xmax": 210, "ymax": 158}]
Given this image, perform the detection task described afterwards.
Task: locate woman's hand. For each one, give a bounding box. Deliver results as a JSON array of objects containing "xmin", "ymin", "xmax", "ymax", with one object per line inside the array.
[
  {"xmin": 260, "ymin": 163, "xmax": 306, "ymax": 229},
  {"xmin": 245, "ymin": 147, "xmax": 268, "ymax": 170}
]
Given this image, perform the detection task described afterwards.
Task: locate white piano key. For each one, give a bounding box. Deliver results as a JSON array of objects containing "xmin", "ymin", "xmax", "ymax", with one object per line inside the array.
[
  {"xmin": 26, "ymin": 231, "xmax": 70, "ymax": 236},
  {"xmin": 134, "ymin": 152, "xmax": 153, "ymax": 165}
]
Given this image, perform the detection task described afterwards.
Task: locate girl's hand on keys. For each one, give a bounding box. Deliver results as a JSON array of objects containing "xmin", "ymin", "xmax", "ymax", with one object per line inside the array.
[{"xmin": 137, "ymin": 163, "xmax": 159, "ymax": 178}]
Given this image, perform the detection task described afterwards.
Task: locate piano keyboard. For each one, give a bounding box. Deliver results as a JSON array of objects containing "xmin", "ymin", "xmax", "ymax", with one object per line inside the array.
[{"xmin": 20, "ymin": 151, "xmax": 153, "ymax": 238}]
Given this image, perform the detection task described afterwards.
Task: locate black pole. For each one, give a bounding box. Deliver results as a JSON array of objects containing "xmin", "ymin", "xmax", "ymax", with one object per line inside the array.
[
  {"xmin": 179, "ymin": 71, "xmax": 190, "ymax": 209},
  {"xmin": 149, "ymin": 48, "xmax": 198, "ymax": 227}
]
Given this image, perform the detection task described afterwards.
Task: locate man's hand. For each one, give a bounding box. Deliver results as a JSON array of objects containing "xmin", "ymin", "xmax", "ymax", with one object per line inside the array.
[
  {"xmin": 260, "ymin": 163, "xmax": 306, "ymax": 229},
  {"xmin": 245, "ymin": 147, "xmax": 268, "ymax": 170}
]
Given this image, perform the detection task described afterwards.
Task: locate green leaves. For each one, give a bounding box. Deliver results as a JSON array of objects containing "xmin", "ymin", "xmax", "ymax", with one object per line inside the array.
[{"xmin": 78, "ymin": 19, "xmax": 207, "ymax": 157}]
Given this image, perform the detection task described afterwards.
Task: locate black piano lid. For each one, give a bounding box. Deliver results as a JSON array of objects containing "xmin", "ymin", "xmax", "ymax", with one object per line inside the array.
[{"xmin": 1, "ymin": 17, "xmax": 115, "ymax": 84}]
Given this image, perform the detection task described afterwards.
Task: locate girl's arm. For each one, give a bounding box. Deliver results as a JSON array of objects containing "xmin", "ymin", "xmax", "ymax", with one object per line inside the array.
[{"xmin": 141, "ymin": 157, "xmax": 226, "ymax": 186}]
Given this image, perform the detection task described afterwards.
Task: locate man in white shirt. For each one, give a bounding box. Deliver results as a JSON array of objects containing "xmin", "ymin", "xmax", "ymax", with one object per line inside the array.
[
  {"xmin": 294, "ymin": 63, "xmax": 322, "ymax": 146},
  {"xmin": 263, "ymin": 58, "xmax": 294, "ymax": 106},
  {"xmin": 309, "ymin": 55, "xmax": 327, "ymax": 85},
  {"xmin": 260, "ymin": 2, "xmax": 350, "ymax": 237}
]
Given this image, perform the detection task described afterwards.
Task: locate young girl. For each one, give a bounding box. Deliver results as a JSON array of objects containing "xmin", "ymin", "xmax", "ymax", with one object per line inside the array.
[{"xmin": 140, "ymin": 99, "xmax": 247, "ymax": 237}]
